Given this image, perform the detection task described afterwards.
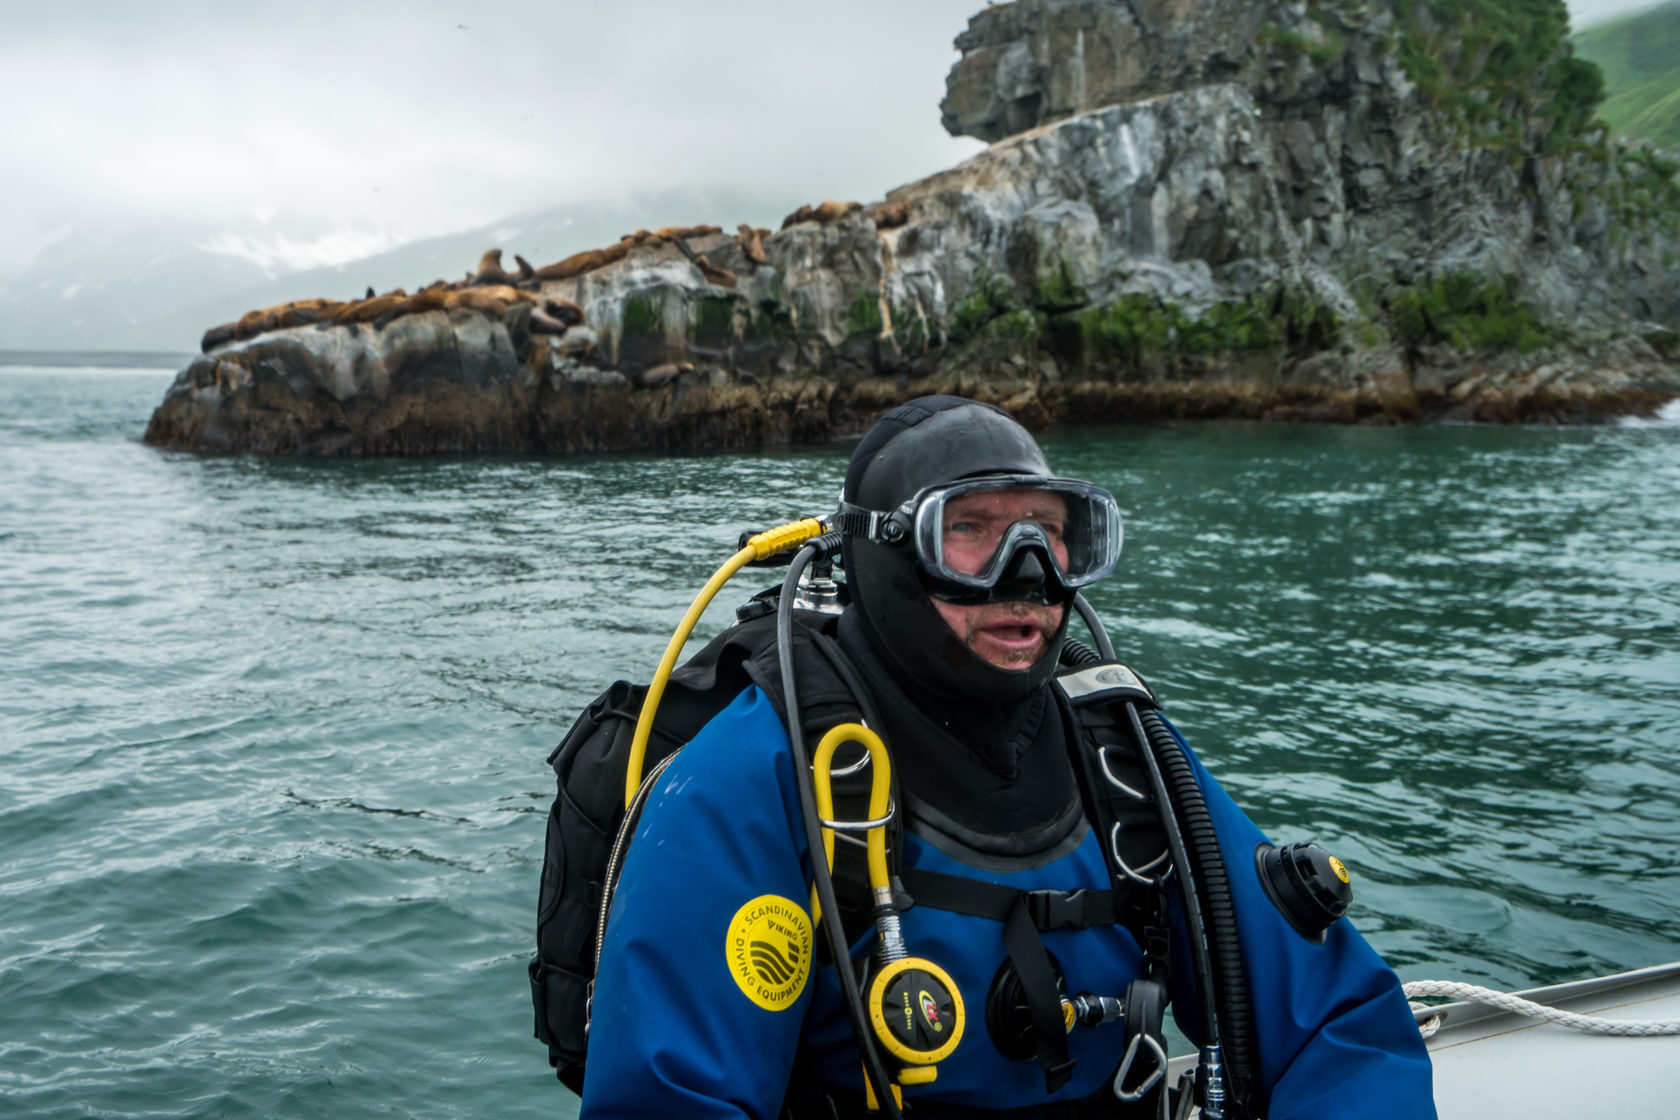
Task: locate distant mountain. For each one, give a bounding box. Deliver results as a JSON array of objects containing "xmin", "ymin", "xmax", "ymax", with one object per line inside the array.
[
  {"xmin": 0, "ymin": 219, "xmax": 276, "ymax": 353},
  {"xmin": 1572, "ymin": 1, "xmax": 1680, "ymax": 149},
  {"xmin": 0, "ymin": 188, "xmax": 799, "ymax": 353}
]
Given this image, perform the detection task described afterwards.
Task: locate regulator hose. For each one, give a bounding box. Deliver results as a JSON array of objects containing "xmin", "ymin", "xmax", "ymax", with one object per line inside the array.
[
  {"xmin": 778, "ymin": 543, "xmax": 905, "ymax": 1120},
  {"xmin": 624, "ymin": 518, "xmax": 827, "ymax": 809},
  {"xmin": 1071, "ymin": 594, "xmax": 1117, "ymax": 661}
]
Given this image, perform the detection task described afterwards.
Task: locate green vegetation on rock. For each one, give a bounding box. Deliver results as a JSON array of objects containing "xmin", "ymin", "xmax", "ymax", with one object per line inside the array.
[
  {"xmin": 1388, "ymin": 272, "xmax": 1554, "ymax": 353},
  {"xmin": 1391, "ymin": 0, "xmax": 1604, "ymax": 152},
  {"xmin": 979, "ymin": 309, "xmax": 1047, "ymax": 347},
  {"xmin": 950, "ymin": 271, "xmax": 1018, "ymax": 343},
  {"xmin": 692, "ymin": 296, "xmax": 735, "ymax": 349},
  {"xmin": 622, "ymin": 295, "xmax": 661, "ymax": 337},
  {"xmin": 846, "ymin": 289, "xmax": 885, "ymax": 337},
  {"xmin": 1035, "ymin": 259, "xmax": 1086, "ymax": 312},
  {"xmin": 1571, "ymin": 1, "xmax": 1680, "ymax": 149},
  {"xmin": 1611, "ymin": 146, "xmax": 1680, "ymax": 238},
  {"xmin": 1259, "ymin": 19, "xmax": 1348, "ymax": 67},
  {"xmin": 1046, "ymin": 291, "xmax": 1327, "ymax": 370}
]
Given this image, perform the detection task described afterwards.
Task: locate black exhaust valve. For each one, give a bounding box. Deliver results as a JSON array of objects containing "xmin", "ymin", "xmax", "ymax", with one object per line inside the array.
[{"xmin": 1255, "ymin": 841, "xmax": 1353, "ymax": 943}]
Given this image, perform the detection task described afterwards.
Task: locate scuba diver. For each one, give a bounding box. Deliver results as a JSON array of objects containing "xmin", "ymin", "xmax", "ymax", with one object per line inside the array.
[{"xmin": 566, "ymin": 396, "xmax": 1436, "ymax": 1119}]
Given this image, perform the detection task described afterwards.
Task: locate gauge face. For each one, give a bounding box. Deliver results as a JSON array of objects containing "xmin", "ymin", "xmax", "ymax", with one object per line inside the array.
[{"xmin": 869, "ymin": 959, "xmax": 965, "ymax": 1064}]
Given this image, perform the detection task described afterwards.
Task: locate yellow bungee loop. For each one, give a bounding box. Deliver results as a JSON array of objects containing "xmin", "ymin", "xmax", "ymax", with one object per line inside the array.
[
  {"xmin": 623, "ymin": 518, "xmax": 827, "ymax": 811},
  {"xmin": 811, "ymin": 721, "xmax": 965, "ymax": 1094},
  {"xmin": 809, "ymin": 722, "xmax": 894, "ymax": 928}
]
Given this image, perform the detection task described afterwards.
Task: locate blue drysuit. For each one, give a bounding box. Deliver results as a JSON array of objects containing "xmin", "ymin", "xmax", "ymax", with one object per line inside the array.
[{"xmin": 581, "ymin": 686, "xmax": 1435, "ymax": 1118}]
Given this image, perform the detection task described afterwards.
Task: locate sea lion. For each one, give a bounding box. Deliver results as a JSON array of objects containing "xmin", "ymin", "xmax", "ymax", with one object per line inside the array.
[
  {"xmin": 201, "ymin": 322, "xmax": 238, "ymax": 352},
  {"xmin": 781, "ymin": 200, "xmax": 863, "ymax": 228},
  {"xmin": 448, "ymin": 288, "xmax": 515, "ymax": 317},
  {"xmin": 271, "ymin": 303, "xmax": 336, "ymax": 330},
  {"xmin": 871, "ymin": 200, "xmax": 910, "ymax": 230},
  {"xmin": 465, "ymin": 283, "xmax": 533, "ymax": 305},
  {"xmin": 633, "ymin": 361, "xmax": 693, "ymax": 389},
  {"xmin": 814, "ymin": 200, "xmax": 861, "ymax": 223},
  {"xmin": 231, "ymin": 297, "xmax": 342, "ymax": 341},
  {"xmin": 528, "ymin": 306, "xmax": 574, "ymax": 335},
  {"xmin": 332, "ymin": 292, "xmax": 409, "ymax": 326},
  {"xmin": 736, "ymin": 223, "xmax": 767, "ymax": 265},
  {"xmin": 651, "ymin": 224, "xmax": 722, "ymax": 241},
  {"xmin": 373, "ymin": 284, "xmax": 536, "ymax": 329},
  {"xmin": 514, "ymin": 254, "xmax": 536, "ymax": 282},
  {"xmin": 469, "ymin": 249, "xmax": 515, "ymax": 287},
  {"xmin": 373, "ymin": 286, "xmax": 453, "ymax": 327},
  {"xmin": 543, "ymin": 297, "xmax": 584, "ymax": 327},
  {"xmin": 692, "ymin": 255, "xmax": 738, "ymax": 289},
  {"xmin": 531, "ymin": 240, "xmax": 633, "ymax": 281},
  {"xmin": 365, "ymin": 286, "xmax": 376, "ymax": 299}
]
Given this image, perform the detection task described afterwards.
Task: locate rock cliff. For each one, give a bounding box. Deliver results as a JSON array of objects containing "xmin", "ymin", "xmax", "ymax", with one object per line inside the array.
[{"xmin": 146, "ymin": 0, "xmax": 1680, "ymax": 455}]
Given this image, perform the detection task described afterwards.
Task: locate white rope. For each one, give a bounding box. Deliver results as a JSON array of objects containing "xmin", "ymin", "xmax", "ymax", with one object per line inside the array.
[{"xmin": 1404, "ymin": 979, "xmax": 1680, "ymax": 1039}]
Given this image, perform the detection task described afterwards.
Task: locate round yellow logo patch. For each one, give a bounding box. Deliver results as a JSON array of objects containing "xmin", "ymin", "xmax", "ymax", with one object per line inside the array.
[
  {"xmin": 1329, "ymin": 855, "xmax": 1350, "ymax": 884},
  {"xmin": 726, "ymin": 895, "xmax": 813, "ymax": 1011}
]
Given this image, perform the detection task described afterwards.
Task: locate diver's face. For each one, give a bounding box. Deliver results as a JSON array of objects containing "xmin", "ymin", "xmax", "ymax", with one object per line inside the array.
[{"xmin": 928, "ymin": 489, "xmax": 1067, "ymax": 669}]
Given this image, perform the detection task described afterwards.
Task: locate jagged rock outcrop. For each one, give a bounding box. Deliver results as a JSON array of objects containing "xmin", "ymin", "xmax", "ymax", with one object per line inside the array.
[
  {"xmin": 940, "ymin": 0, "xmax": 1266, "ymax": 141},
  {"xmin": 147, "ymin": 0, "xmax": 1680, "ymax": 455}
]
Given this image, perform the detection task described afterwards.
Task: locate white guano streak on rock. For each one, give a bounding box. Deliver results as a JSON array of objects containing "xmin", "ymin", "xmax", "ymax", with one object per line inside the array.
[
  {"xmin": 1118, "ymin": 119, "xmax": 1139, "ymax": 176},
  {"xmin": 1072, "ymin": 30, "xmax": 1088, "ymax": 113}
]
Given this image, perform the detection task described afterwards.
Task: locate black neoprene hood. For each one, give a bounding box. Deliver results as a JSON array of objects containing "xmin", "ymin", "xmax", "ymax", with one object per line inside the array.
[{"xmin": 840, "ymin": 396, "xmax": 1072, "ymax": 702}]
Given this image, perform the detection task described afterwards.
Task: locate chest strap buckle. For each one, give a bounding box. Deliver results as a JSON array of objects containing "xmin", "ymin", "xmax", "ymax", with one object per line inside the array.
[{"xmin": 1014, "ymin": 886, "xmax": 1108, "ymax": 933}]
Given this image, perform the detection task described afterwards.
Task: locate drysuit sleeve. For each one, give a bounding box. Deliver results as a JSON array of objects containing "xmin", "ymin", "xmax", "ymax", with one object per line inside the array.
[
  {"xmin": 580, "ymin": 686, "xmax": 816, "ymax": 1120},
  {"xmin": 1162, "ymin": 721, "xmax": 1437, "ymax": 1120}
]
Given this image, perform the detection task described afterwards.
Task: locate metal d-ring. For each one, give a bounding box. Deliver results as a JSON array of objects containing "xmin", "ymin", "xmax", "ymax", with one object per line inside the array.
[
  {"xmin": 816, "ymin": 720, "xmax": 875, "ymax": 778},
  {"xmin": 819, "ymin": 799, "xmax": 896, "ymax": 833},
  {"xmin": 826, "ymin": 748, "xmax": 873, "ymax": 778},
  {"xmin": 1110, "ymin": 823, "xmax": 1169, "ymax": 886},
  {"xmin": 1098, "ymin": 747, "xmax": 1147, "ymax": 800}
]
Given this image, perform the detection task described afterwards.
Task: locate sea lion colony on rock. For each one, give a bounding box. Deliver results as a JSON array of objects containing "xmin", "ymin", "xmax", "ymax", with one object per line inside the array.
[
  {"xmin": 780, "ymin": 199, "xmax": 863, "ymax": 229},
  {"xmin": 777, "ymin": 198, "xmax": 907, "ymax": 231},
  {"xmin": 199, "ymin": 224, "xmax": 728, "ymax": 353}
]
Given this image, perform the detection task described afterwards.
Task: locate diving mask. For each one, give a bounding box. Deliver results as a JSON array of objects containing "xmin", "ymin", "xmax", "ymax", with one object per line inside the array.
[{"xmin": 838, "ymin": 475, "xmax": 1122, "ymax": 600}]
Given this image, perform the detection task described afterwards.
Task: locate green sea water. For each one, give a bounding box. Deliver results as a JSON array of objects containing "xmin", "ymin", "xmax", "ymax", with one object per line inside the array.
[{"xmin": 2, "ymin": 362, "xmax": 1677, "ymax": 1118}]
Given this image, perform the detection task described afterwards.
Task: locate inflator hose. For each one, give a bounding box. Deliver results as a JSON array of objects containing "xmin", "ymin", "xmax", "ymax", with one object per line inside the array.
[
  {"xmin": 1060, "ymin": 636, "xmax": 1258, "ymax": 1116},
  {"xmin": 778, "ymin": 544, "xmax": 905, "ymax": 1120},
  {"xmin": 1130, "ymin": 706, "xmax": 1258, "ymax": 1110},
  {"xmin": 1126, "ymin": 707, "xmax": 1258, "ymax": 1119}
]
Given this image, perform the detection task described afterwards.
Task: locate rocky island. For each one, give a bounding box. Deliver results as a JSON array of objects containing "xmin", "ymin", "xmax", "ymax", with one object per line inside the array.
[{"xmin": 146, "ymin": 0, "xmax": 1680, "ymax": 455}]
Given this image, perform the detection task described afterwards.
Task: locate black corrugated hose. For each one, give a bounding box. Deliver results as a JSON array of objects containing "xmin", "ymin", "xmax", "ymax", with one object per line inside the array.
[{"xmin": 1063, "ymin": 635, "xmax": 1259, "ymax": 1117}]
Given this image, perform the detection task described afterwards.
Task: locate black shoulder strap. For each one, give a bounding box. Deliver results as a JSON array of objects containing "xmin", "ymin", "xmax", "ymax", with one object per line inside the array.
[{"xmin": 1053, "ymin": 666, "xmax": 1175, "ymax": 982}]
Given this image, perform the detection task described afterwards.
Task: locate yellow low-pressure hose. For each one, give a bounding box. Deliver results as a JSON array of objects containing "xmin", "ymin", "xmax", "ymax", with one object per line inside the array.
[
  {"xmin": 809, "ymin": 723, "xmax": 893, "ymax": 927},
  {"xmin": 623, "ymin": 518, "xmax": 827, "ymax": 810}
]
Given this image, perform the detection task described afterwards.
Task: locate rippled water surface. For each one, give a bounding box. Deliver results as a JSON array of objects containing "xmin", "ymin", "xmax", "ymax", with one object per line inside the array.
[{"xmin": 3, "ymin": 362, "xmax": 1677, "ymax": 1118}]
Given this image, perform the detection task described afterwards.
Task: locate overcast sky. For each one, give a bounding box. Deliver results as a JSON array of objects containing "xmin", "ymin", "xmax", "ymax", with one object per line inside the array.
[{"xmin": 0, "ymin": 0, "xmax": 1661, "ymax": 278}]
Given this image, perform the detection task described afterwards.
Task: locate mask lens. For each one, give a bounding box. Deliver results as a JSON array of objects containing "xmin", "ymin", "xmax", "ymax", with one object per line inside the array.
[{"xmin": 912, "ymin": 477, "xmax": 1121, "ymax": 591}]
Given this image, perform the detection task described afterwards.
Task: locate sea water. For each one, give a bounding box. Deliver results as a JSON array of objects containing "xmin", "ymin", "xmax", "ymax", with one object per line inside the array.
[{"xmin": 2, "ymin": 358, "xmax": 1676, "ymax": 1118}]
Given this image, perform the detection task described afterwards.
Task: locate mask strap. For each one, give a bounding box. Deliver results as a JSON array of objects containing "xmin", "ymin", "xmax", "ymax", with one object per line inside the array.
[{"xmin": 835, "ymin": 501, "xmax": 909, "ymax": 545}]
